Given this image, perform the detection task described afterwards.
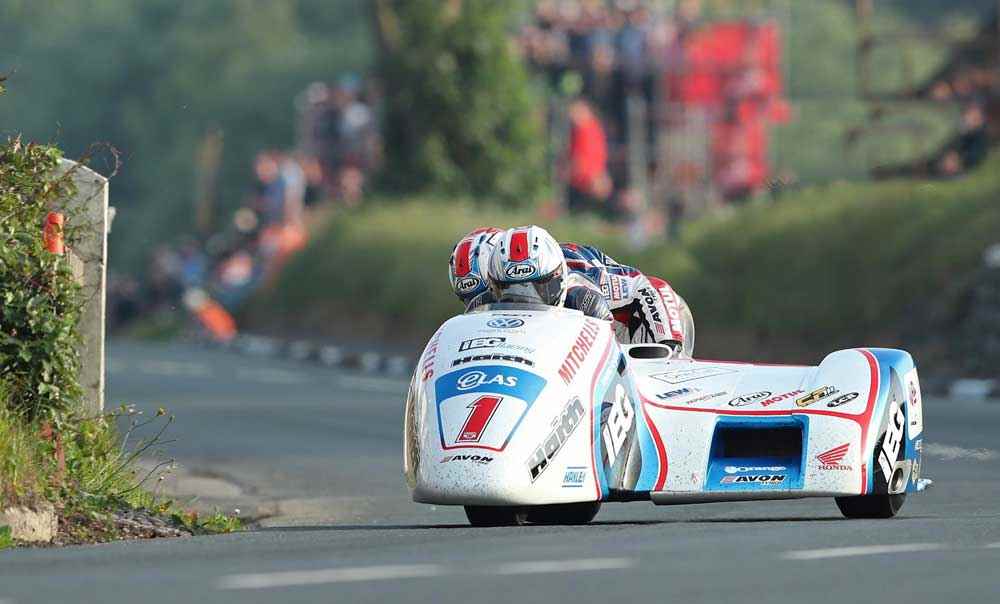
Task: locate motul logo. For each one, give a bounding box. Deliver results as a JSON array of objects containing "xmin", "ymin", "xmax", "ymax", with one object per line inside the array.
[
  {"xmin": 657, "ymin": 285, "xmax": 685, "ymax": 337},
  {"xmin": 816, "ymin": 443, "xmax": 852, "ymax": 471},
  {"xmin": 759, "ymin": 390, "xmax": 804, "ymax": 407}
]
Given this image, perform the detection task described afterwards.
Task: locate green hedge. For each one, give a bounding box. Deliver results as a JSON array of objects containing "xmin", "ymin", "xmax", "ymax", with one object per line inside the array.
[
  {"xmin": 254, "ymin": 199, "xmax": 656, "ymax": 339},
  {"xmin": 0, "ymin": 137, "xmax": 84, "ymax": 419},
  {"xmin": 261, "ymin": 156, "xmax": 1000, "ymax": 354}
]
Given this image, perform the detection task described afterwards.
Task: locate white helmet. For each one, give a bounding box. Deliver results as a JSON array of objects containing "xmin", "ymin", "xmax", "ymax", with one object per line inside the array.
[
  {"xmin": 448, "ymin": 227, "xmax": 503, "ymax": 305},
  {"xmin": 487, "ymin": 226, "xmax": 567, "ymax": 306}
]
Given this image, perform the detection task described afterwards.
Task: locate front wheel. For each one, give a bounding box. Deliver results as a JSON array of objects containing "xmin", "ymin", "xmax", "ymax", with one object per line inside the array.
[
  {"xmin": 525, "ymin": 502, "xmax": 601, "ymax": 525},
  {"xmin": 464, "ymin": 506, "xmax": 529, "ymax": 526},
  {"xmin": 835, "ymin": 493, "xmax": 906, "ymax": 519}
]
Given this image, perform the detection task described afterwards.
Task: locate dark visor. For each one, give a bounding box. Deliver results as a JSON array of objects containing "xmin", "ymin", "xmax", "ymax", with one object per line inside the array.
[{"xmin": 495, "ymin": 269, "xmax": 564, "ymax": 306}]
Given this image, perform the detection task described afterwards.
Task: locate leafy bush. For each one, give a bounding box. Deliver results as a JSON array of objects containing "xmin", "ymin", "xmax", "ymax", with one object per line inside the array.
[
  {"xmin": 374, "ymin": 0, "xmax": 546, "ymax": 203},
  {"xmin": 0, "ymin": 137, "xmax": 83, "ymax": 420}
]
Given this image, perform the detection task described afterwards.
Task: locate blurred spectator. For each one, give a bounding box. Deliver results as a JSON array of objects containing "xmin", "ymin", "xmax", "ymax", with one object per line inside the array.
[
  {"xmin": 521, "ymin": 0, "xmax": 787, "ymax": 220},
  {"xmin": 565, "ymin": 98, "xmax": 612, "ymax": 214},
  {"xmin": 957, "ymin": 102, "xmax": 989, "ymax": 169},
  {"xmin": 116, "ymin": 74, "xmax": 386, "ymax": 340}
]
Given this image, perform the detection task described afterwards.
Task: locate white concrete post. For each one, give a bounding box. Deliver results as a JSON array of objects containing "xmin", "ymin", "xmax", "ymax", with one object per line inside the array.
[{"xmin": 56, "ymin": 159, "xmax": 109, "ymax": 414}]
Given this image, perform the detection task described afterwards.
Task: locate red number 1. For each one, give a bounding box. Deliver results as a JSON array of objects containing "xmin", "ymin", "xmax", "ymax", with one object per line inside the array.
[{"xmin": 456, "ymin": 396, "xmax": 502, "ymax": 443}]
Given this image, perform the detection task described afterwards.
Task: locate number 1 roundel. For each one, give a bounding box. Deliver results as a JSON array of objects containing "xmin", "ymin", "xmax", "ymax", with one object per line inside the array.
[{"xmin": 456, "ymin": 396, "xmax": 502, "ymax": 443}]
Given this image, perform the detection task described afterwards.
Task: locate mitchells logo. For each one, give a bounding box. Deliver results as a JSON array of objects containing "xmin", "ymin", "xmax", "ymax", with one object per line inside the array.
[
  {"xmin": 486, "ymin": 318, "xmax": 524, "ymax": 329},
  {"xmin": 504, "ymin": 263, "xmax": 536, "ymax": 280}
]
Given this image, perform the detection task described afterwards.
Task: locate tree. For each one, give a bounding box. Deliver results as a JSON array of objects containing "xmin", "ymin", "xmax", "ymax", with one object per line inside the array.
[{"xmin": 373, "ymin": 0, "xmax": 545, "ymax": 205}]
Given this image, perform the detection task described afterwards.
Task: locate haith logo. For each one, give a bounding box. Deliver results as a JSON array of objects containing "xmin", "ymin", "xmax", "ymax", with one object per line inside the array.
[{"xmin": 816, "ymin": 443, "xmax": 852, "ymax": 471}]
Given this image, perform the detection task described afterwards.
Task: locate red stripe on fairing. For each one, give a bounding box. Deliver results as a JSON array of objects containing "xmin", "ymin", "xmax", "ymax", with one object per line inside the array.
[
  {"xmin": 644, "ymin": 349, "xmax": 881, "ymax": 496},
  {"xmin": 588, "ymin": 330, "xmax": 614, "ymax": 500},
  {"xmin": 453, "ymin": 240, "xmax": 473, "ymax": 276},
  {"xmin": 509, "ymin": 230, "xmax": 530, "ymax": 262},
  {"xmin": 858, "ymin": 349, "xmax": 880, "ymax": 495},
  {"xmin": 640, "ymin": 397, "xmax": 669, "ymax": 490}
]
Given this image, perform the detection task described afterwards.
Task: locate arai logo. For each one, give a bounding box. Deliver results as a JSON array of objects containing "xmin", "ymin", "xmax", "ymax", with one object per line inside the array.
[
  {"xmin": 486, "ymin": 318, "xmax": 524, "ymax": 329},
  {"xmin": 456, "ymin": 276, "xmax": 480, "ymax": 293},
  {"xmin": 456, "ymin": 370, "xmax": 519, "ymax": 391},
  {"xmin": 504, "ymin": 263, "xmax": 535, "ymax": 279},
  {"xmin": 728, "ymin": 391, "xmax": 771, "ymax": 407}
]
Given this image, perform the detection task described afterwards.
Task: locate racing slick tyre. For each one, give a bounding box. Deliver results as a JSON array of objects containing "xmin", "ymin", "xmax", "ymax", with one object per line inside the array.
[
  {"xmin": 464, "ymin": 506, "xmax": 529, "ymax": 527},
  {"xmin": 835, "ymin": 493, "xmax": 906, "ymax": 519},
  {"xmin": 525, "ymin": 502, "xmax": 601, "ymax": 525}
]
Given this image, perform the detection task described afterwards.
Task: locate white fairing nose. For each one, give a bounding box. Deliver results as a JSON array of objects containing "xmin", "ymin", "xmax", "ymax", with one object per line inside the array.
[{"xmin": 410, "ymin": 306, "xmax": 611, "ymax": 505}]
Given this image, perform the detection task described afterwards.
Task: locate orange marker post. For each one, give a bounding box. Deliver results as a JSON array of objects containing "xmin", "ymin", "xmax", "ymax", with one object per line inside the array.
[{"xmin": 43, "ymin": 211, "xmax": 65, "ymax": 255}]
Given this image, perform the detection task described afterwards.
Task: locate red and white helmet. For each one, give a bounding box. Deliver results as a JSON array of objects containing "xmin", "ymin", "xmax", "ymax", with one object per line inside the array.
[
  {"xmin": 448, "ymin": 227, "xmax": 503, "ymax": 305},
  {"xmin": 487, "ymin": 226, "xmax": 567, "ymax": 306}
]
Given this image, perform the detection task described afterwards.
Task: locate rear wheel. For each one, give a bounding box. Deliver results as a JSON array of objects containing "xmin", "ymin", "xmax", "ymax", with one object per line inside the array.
[
  {"xmin": 464, "ymin": 506, "xmax": 529, "ymax": 527},
  {"xmin": 525, "ymin": 502, "xmax": 602, "ymax": 525},
  {"xmin": 835, "ymin": 493, "xmax": 906, "ymax": 519}
]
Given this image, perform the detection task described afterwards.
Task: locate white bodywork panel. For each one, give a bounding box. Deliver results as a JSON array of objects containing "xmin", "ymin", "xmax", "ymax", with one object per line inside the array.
[{"xmin": 404, "ymin": 306, "xmax": 923, "ymax": 507}]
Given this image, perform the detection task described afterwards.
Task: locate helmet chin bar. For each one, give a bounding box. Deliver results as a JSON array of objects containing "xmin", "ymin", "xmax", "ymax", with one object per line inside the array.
[{"xmin": 493, "ymin": 271, "xmax": 565, "ymax": 306}]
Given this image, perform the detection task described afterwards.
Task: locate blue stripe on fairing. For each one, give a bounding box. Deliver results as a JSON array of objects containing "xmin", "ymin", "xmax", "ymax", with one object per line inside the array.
[
  {"xmin": 630, "ymin": 378, "xmax": 661, "ymax": 492},
  {"xmin": 591, "ymin": 358, "xmax": 618, "ymax": 500},
  {"xmin": 865, "ymin": 349, "xmax": 918, "ymax": 494}
]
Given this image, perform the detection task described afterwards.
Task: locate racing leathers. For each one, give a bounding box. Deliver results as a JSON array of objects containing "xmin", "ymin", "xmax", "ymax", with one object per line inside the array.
[
  {"xmin": 464, "ymin": 242, "xmax": 692, "ymax": 356},
  {"xmin": 560, "ymin": 243, "xmax": 694, "ymax": 356}
]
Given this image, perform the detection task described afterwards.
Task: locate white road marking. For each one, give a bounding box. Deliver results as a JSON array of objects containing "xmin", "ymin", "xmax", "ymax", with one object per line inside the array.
[
  {"xmin": 923, "ymin": 443, "xmax": 998, "ymax": 461},
  {"xmin": 985, "ymin": 543, "xmax": 1000, "ymax": 549},
  {"xmin": 137, "ymin": 360, "xmax": 212, "ymax": 378},
  {"xmin": 218, "ymin": 564, "xmax": 446, "ymax": 590},
  {"xmin": 217, "ymin": 557, "xmax": 635, "ymax": 591},
  {"xmin": 235, "ymin": 367, "xmax": 309, "ymax": 385},
  {"xmin": 782, "ymin": 543, "xmax": 946, "ymax": 561},
  {"xmin": 336, "ymin": 375, "xmax": 409, "ymax": 393},
  {"xmin": 0, "ymin": 598, "xmax": 15, "ymax": 604},
  {"xmin": 493, "ymin": 557, "xmax": 634, "ymax": 575}
]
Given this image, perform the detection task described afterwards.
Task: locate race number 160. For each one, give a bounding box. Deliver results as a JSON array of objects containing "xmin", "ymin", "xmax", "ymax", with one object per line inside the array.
[{"xmin": 602, "ymin": 384, "xmax": 634, "ymax": 465}]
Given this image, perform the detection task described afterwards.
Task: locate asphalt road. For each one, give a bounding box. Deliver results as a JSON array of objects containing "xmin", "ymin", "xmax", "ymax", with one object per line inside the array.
[{"xmin": 1, "ymin": 341, "xmax": 999, "ymax": 604}]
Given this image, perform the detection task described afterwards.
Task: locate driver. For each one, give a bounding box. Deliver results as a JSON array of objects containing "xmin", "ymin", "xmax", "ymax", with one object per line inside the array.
[
  {"xmin": 448, "ymin": 225, "xmax": 694, "ymax": 356},
  {"xmin": 485, "ymin": 225, "xmax": 612, "ymax": 321}
]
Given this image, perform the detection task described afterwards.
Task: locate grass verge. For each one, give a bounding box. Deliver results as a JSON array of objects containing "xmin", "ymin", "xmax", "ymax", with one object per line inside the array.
[{"xmin": 0, "ymin": 400, "xmax": 243, "ymax": 548}]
